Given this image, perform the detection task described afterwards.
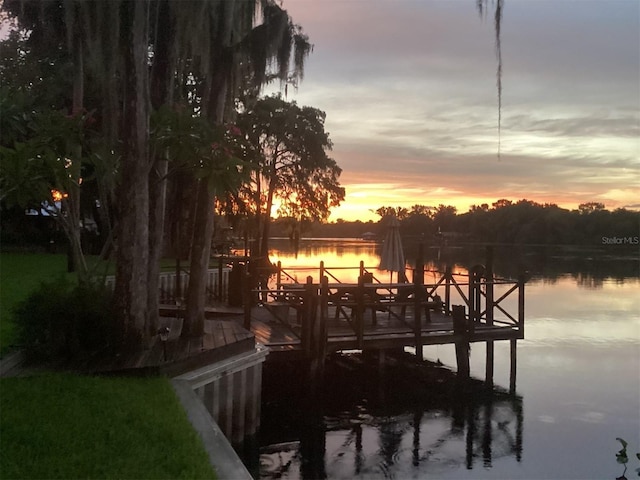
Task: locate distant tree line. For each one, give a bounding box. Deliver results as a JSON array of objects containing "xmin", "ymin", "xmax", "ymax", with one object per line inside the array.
[{"xmin": 274, "ymin": 200, "xmax": 639, "ymax": 246}]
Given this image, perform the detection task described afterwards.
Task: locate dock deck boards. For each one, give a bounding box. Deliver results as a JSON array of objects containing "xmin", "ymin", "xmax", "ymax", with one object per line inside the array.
[{"xmin": 245, "ymin": 304, "xmax": 521, "ymax": 354}]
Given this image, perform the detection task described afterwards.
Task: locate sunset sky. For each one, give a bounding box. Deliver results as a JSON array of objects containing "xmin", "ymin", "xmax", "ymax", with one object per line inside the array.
[{"xmin": 266, "ymin": 0, "xmax": 640, "ymax": 222}]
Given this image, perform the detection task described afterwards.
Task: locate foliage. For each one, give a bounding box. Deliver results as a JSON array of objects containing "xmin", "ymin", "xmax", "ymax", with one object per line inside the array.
[
  {"xmin": 151, "ymin": 106, "xmax": 249, "ymax": 196},
  {"xmin": 1, "ymin": 73, "xmax": 105, "ymax": 276},
  {"xmin": 1, "ymin": 0, "xmax": 314, "ymax": 345},
  {"xmin": 14, "ymin": 276, "xmax": 116, "ymax": 360},
  {"xmin": 237, "ymin": 94, "xmax": 345, "ymax": 256},
  {"xmin": 372, "ymin": 200, "xmax": 640, "ymax": 246},
  {"xmin": 0, "ymin": 373, "xmax": 216, "ymax": 479},
  {"xmin": 0, "ymin": 253, "xmax": 70, "ymax": 355}
]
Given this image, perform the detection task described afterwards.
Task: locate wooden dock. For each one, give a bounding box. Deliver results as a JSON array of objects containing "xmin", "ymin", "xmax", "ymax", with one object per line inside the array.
[
  {"xmin": 248, "ymin": 303, "xmax": 522, "ymax": 353},
  {"xmin": 122, "ymin": 247, "xmax": 526, "ymax": 392},
  {"xmin": 236, "ymin": 253, "xmax": 527, "ymax": 390}
]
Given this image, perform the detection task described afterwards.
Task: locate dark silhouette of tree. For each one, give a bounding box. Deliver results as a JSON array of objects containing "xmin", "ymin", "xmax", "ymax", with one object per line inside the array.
[
  {"xmin": 2, "ymin": 0, "xmax": 312, "ymax": 348},
  {"xmin": 578, "ymin": 202, "xmax": 606, "ymax": 214},
  {"xmin": 375, "ymin": 206, "xmax": 409, "ymax": 220},
  {"xmin": 364, "ymin": 200, "xmax": 639, "ymax": 246},
  {"xmin": 238, "ymin": 94, "xmax": 344, "ymax": 261}
]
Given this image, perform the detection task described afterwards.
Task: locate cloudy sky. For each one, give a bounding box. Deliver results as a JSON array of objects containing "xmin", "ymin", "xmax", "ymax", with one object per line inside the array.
[{"xmin": 266, "ymin": 0, "xmax": 640, "ymax": 222}]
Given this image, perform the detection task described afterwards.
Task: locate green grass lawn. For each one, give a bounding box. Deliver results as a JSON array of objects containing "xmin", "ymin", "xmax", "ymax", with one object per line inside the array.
[
  {"xmin": 0, "ymin": 373, "xmax": 216, "ymax": 479},
  {"xmin": 0, "ymin": 253, "xmax": 70, "ymax": 355},
  {"xmin": 0, "ymin": 253, "xmax": 219, "ymax": 479},
  {"xmin": 0, "ymin": 253, "xmax": 221, "ymax": 354}
]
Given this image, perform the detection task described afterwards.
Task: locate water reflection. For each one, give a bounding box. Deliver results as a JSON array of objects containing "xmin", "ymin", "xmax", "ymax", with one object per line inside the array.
[
  {"xmin": 258, "ymin": 353, "xmax": 524, "ymax": 480},
  {"xmin": 251, "ymin": 239, "xmax": 639, "ymax": 479},
  {"xmin": 264, "ymin": 238, "xmax": 639, "ymax": 286}
]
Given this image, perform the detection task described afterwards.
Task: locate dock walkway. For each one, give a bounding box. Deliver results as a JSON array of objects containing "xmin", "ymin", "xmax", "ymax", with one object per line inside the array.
[{"xmin": 248, "ymin": 302, "xmax": 522, "ymax": 354}]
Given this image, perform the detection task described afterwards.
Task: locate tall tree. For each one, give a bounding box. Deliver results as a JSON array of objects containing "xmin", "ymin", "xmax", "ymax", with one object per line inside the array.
[
  {"xmin": 2, "ymin": 0, "xmax": 311, "ymax": 348},
  {"xmin": 238, "ymin": 94, "xmax": 345, "ymax": 261},
  {"xmin": 171, "ymin": 2, "xmax": 312, "ymax": 337}
]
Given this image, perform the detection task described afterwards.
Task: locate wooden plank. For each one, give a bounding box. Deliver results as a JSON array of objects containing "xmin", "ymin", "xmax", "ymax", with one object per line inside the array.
[
  {"xmin": 202, "ymin": 333, "xmax": 216, "ymax": 351},
  {"xmin": 188, "ymin": 336, "xmax": 203, "ymax": 355}
]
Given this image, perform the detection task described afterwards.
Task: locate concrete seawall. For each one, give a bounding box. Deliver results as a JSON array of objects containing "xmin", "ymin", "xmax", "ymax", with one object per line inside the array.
[{"xmin": 172, "ymin": 345, "xmax": 269, "ymax": 480}]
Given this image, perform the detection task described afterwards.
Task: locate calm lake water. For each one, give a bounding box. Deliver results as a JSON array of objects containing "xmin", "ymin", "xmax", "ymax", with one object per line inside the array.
[{"xmin": 250, "ymin": 238, "xmax": 640, "ymax": 480}]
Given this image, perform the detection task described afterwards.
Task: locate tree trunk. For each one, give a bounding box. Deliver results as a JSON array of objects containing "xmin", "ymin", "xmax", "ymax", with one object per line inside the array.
[
  {"xmin": 65, "ymin": 9, "xmax": 87, "ymax": 279},
  {"xmin": 113, "ymin": 0, "xmax": 150, "ymax": 351},
  {"xmin": 147, "ymin": 0, "xmax": 174, "ymax": 339},
  {"xmin": 147, "ymin": 156, "xmax": 167, "ymax": 338},
  {"xmin": 182, "ymin": 178, "xmax": 215, "ymax": 337},
  {"xmin": 182, "ymin": 65, "xmax": 228, "ymax": 337},
  {"xmin": 259, "ymin": 166, "xmax": 277, "ymax": 262}
]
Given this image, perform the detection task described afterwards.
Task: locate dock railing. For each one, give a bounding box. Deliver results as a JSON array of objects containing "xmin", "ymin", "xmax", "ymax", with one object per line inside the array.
[
  {"xmin": 248, "ymin": 259, "xmax": 526, "ymax": 349},
  {"xmin": 105, "ymin": 255, "xmax": 235, "ymax": 305}
]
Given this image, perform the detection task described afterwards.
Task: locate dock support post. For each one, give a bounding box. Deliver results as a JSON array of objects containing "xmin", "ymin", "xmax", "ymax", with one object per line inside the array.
[
  {"xmin": 308, "ymin": 276, "xmax": 326, "ymax": 396},
  {"xmin": 356, "ymin": 275, "xmax": 365, "ymax": 349},
  {"xmin": 301, "ymin": 276, "xmax": 314, "ymax": 354},
  {"xmin": 509, "ymin": 339, "xmax": 517, "ymax": 394},
  {"xmin": 453, "ymin": 305, "xmax": 470, "ymax": 379},
  {"xmin": 444, "ymin": 265, "xmax": 452, "ymax": 315},
  {"xmin": 413, "ymin": 282, "xmax": 423, "ymax": 361},
  {"xmin": 485, "ymin": 247, "xmax": 494, "ymax": 387},
  {"xmin": 485, "ymin": 246, "xmax": 494, "ymax": 324},
  {"xmin": 485, "ymin": 342, "xmax": 494, "ymax": 387},
  {"xmin": 518, "ymin": 273, "xmax": 526, "ymax": 337}
]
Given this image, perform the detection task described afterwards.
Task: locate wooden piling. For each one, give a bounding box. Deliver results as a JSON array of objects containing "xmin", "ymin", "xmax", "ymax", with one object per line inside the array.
[
  {"xmin": 319, "ymin": 276, "xmax": 329, "ymax": 362},
  {"xmin": 518, "ymin": 273, "xmax": 526, "ymax": 337},
  {"xmin": 453, "ymin": 305, "xmax": 470, "ymax": 379},
  {"xmin": 356, "ymin": 275, "xmax": 365, "ymax": 349},
  {"xmin": 301, "ymin": 276, "xmax": 315, "ymax": 354},
  {"xmin": 510, "ymin": 338, "xmax": 517, "ymax": 394},
  {"xmin": 485, "ymin": 341, "xmax": 494, "ymax": 387},
  {"xmin": 485, "ymin": 246, "xmax": 494, "ymax": 324},
  {"xmin": 468, "ymin": 265, "xmax": 484, "ymax": 334},
  {"xmin": 308, "ymin": 276, "xmax": 327, "ymax": 395},
  {"xmin": 485, "ymin": 247, "xmax": 495, "ymax": 387},
  {"xmin": 413, "ymin": 281, "xmax": 423, "ymax": 361},
  {"xmin": 444, "ymin": 265, "xmax": 452, "ymax": 315},
  {"xmin": 276, "ymin": 261, "xmax": 282, "ymax": 291}
]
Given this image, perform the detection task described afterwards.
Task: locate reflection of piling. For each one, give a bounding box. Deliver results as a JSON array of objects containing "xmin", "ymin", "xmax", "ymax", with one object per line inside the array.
[{"xmin": 453, "ymin": 305, "xmax": 470, "ymax": 379}]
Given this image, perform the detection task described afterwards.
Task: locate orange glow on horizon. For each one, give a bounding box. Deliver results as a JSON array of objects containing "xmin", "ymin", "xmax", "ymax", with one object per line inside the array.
[{"xmin": 325, "ymin": 182, "xmax": 634, "ymax": 223}]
